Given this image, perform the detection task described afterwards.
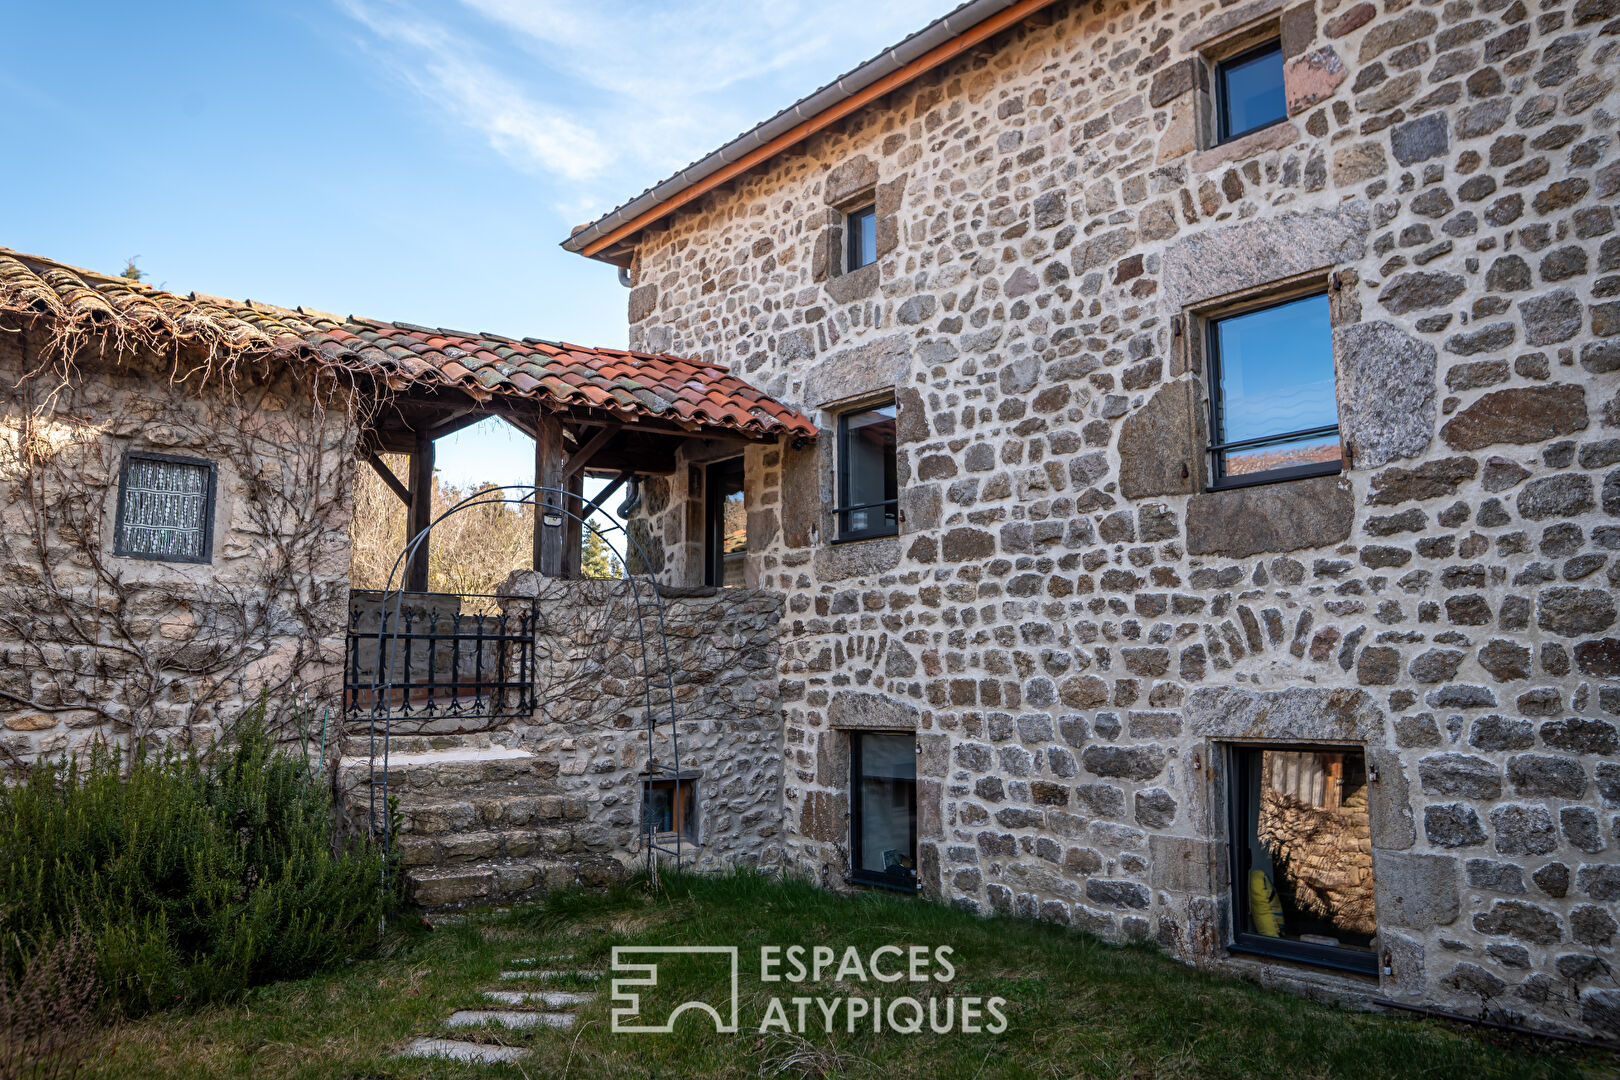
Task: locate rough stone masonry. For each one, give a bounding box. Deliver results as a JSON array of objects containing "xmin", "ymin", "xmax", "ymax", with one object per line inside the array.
[{"xmin": 603, "ymin": 0, "xmax": 1620, "ymax": 1041}]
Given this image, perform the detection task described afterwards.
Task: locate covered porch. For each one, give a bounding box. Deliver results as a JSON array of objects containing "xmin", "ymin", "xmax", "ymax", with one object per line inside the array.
[{"xmin": 325, "ymin": 318, "xmax": 817, "ymax": 725}]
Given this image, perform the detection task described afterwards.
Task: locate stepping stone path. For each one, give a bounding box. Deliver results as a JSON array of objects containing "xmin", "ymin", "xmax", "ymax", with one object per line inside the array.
[{"xmin": 397, "ymin": 955, "xmax": 601, "ymax": 1065}]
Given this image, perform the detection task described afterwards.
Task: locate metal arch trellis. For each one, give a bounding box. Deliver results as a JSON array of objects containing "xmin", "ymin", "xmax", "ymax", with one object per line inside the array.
[{"xmin": 361, "ymin": 483, "xmax": 686, "ymax": 891}]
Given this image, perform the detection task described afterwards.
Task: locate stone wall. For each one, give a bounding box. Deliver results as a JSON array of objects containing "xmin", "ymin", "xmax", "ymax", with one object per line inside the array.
[
  {"xmin": 496, "ymin": 576, "xmax": 786, "ymax": 875},
  {"xmin": 0, "ymin": 329, "xmax": 358, "ymax": 761},
  {"xmin": 617, "ymin": 0, "xmax": 1620, "ymax": 1039}
]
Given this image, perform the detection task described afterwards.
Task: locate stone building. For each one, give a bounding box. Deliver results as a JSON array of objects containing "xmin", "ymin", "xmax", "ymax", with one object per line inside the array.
[
  {"xmin": 562, "ymin": 0, "xmax": 1620, "ymax": 1040},
  {"xmin": 0, "ymin": 247, "xmax": 808, "ymax": 906}
]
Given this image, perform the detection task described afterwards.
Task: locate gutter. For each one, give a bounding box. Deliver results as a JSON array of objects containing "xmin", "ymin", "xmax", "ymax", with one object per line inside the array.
[{"xmin": 561, "ymin": 0, "xmax": 1058, "ymax": 264}]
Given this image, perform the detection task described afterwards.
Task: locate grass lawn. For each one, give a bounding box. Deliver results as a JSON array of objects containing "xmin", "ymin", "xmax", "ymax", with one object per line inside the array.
[{"xmin": 89, "ymin": 871, "xmax": 1614, "ymax": 1080}]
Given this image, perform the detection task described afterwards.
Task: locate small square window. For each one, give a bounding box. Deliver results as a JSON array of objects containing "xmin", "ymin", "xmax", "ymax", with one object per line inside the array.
[
  {"xmin": 851, "ymin": 732, "xmax": 916, "ymax": 890},
  {"xmin": 1206, "ymin": 291, "xmax": 1340, "ymax": 489},
  {"xmin": 1216, "ymin": 39, "xmax": 1286, "ymax": 143},
  {"xmin": 834, "ymin": 400, "xmax": 897, "ymax": 540},
  {"xmin": 113, "ymin": 452, "xmax": 216, "ymax": 563},
  {"xmin": 641, "ymin": 777, "xmax": 698, "ymax": 844},
  {"xmin": 845, "ymin": 204, "xmax": 877, "ymax": 272},
  {"xmin": 1228, "ymin": 745, "xmax": 1377, "ymax": 974}
]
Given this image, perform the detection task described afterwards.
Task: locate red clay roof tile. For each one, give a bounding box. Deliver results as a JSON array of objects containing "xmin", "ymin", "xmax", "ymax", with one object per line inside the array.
[{"xmin": 0, "ymin": 247, "xmax": 817, "ymax": 441}]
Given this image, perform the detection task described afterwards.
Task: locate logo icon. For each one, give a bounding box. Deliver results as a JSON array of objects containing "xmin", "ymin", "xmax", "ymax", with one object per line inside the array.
[{"xmin": 610, "ymin": 946, "xmax": 739, "ymax": 1033}]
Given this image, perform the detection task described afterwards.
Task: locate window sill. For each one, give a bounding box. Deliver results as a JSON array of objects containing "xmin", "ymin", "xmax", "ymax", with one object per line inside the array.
[
  {"xmin": 832, "ymin": 529, "xmax": 900, "ymax": 546},
  {"xmin": 1190, "ymin": 119, "xmax": 1297, "ymax": 173},
  {"xmin": 1207, "ymin": 460, "xmax": 1342, "ymax": 493}
]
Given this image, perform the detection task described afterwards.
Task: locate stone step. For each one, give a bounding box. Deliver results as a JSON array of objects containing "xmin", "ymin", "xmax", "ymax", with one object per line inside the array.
[
  {"xmin": 446, "ymin": 1009, "xmax": 574, "ymax": 1030},
  {"xmin": 340, "ymin": 732, "xmax": 502, "ymax": 755},
  {"xmin": 483, "ymin": 989, "xmax": 594, "ymax": 1008},
  {"xmin": 398, "ymin": 828, "xmax": 580, "ymax": 868},
  {"xmin": 336, "ymin": 744, "xmax": 550, "ymax": 797},
  {"xmin": 499, "ymin": 970, "xmax": 603, "ymax": 982},
  {"xmin": 396, "ymin": 793, "xmax": 585, "ymax": 836},
  {"xmin": 398, "ymin": 1038, "xmax": 527, "ymax": 1064},
  {"xmin": 405, "ymin": 857, "xmax": 581, "ymax": 910}
]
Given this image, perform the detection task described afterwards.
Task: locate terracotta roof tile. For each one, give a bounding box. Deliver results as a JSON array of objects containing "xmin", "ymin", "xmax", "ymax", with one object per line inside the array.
[{"xmin": 0, "ymin": 247, "xmax": 817, "ymax": 441}]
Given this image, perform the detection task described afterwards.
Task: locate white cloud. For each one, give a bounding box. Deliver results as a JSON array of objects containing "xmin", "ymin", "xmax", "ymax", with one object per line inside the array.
[
  {"xmin": 337, "ymin": 0, "xmax": 958, "ymax": 201},
  {"xmin": 337, "ymin": 0, "xmax": 611, "ymax": 181}
]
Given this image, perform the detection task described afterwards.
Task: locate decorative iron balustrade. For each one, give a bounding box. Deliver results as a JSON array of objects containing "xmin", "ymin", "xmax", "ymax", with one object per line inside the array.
[{"xmin": 344, "ymin": 590, "xmax": 537, "ymax": 724}]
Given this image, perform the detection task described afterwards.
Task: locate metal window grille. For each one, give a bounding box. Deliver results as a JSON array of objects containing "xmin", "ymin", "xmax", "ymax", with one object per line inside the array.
[{"xmin": 114, "ymin": 453, "xmax": 216, "ymax": 563}]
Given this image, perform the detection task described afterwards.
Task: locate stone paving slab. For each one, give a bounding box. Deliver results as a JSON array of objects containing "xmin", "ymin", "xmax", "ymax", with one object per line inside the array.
[
  {"xmin": 483, "ymin": 989, "xmax": 595, "ymax": 1007},
  {"xmin": 499, "ymin": 969, "xmax": 601, "ymax": 980},
  {"xmin": 398, "ymin": 1038, "xmax": 528, "ymax": 1063},
  {"xmin": 446, "ymin": 1009, "xmax": 574, "ymax": 1030}
]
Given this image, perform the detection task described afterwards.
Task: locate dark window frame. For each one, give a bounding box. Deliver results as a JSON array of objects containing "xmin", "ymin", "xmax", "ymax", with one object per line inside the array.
[
  {"xmin": 833, "ymin": 398, "xmax": 899, "ymax": 542},
  {"xmin": 1215, "ymin": 38, "xmax": 1287, "ymax": 144},
  {"xmin": 703, "ymin": 456, "xmax": 746, "ymax": 588},
  {"xmin": 113, "ymin": 450, "xmax": 218, "ymax": 564},
  {"xmin": 850, "ymin": 731, "xmax": 919, "ymax": 892},
  {"xmin": 845, "ymin": 203, "xmax": 877, "ymax": 273},
  {"xmin": 1224, "ymin": 741, "xmax": 1379, "ymax": 976},
  {"xmin": 1204, "ymin": 289, "xmax": 1341, "ymax": 492},
  {"xmin": 640, "ymin": 775, "xmax": 700, "ymax": 845}
]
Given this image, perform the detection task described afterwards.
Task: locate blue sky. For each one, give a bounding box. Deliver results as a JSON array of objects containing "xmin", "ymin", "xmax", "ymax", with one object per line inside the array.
[{"xmin": 1, "ymin": 0, "xmax": 954, "ymax": 491}]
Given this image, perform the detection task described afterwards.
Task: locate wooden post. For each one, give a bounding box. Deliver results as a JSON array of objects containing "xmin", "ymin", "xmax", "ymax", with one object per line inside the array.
[
  {"xmin": 405, "ymin": 430, "xmax": 434, "ymax": 592},
  {"xmin": 533, "ymin": 409, "xmax": 564, "ymax": 577},
  {"xmin": 564, "ymin": 471, "xmax": 584, "ymax": 578}
]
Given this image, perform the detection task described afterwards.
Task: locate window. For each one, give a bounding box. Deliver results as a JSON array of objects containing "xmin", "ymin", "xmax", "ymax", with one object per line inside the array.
[
  {"xmin": 641, "ymin": 777, "xmax": 698, "ymax": 844},
  {"xmin": 1216, "ymin": 39, "xmax": 1286, "ymax": 142},
  {"xmin": 1228, "ymin": 745, "xmax": 1377, "ymax": 974},
  {"xmin": 113, "ymin": 451, "xmax": 216, "ymax": 563},
  {"xmin": 845, "ymin": 204, "xmax": 877, "ymax": 272},
  {"xmin": 834, "ymin": 401, "xmax": 898, "ymax": 540},
  {"xmin": 851, "ymin": 732, "xmax": 916, "ymax": 890},
  {"xmin": 1205, "ymin": 291, "xmax": 1340, "ymax": 488},
  {"xmin": 705, "ymin": 457, "xmax": 746, "ymax": 587}
]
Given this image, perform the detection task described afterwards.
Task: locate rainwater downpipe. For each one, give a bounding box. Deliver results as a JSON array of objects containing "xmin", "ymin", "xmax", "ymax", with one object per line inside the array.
[{"xmin": 617, "ymin": 476, "xmax": 642, "ymax": 518}]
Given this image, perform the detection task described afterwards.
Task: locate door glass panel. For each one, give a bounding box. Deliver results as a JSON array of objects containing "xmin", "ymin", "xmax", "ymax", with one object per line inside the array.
[
  {"xmin": 1237, "ymin": 747, "xmax": 1375, "ymax": 954},
  {"xmin": 854, "ymin": 732, "xmax": 915, "ymax": 883}
]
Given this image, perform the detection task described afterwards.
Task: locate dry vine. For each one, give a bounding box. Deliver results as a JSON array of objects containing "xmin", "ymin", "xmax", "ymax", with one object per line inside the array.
[{"xmin": 0, "ymin": 297, "xmax": 382, "ymax": 757}]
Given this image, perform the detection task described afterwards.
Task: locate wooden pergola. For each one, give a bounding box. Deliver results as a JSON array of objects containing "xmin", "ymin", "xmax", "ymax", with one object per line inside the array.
[{"xmin": 359, "ymin": 381, "xmax": 794, "ymax": 591}]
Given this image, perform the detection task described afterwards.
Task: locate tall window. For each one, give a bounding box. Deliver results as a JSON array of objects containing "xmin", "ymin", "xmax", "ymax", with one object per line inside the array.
[
  {"xmin": 851, "ymin": 732, "xmax": 916, "ymax": 890},
  {"xmin": 835, "ymin": 401, "xmax": 898, "ymax": 540},
  {"xmin": 705, "ymin": 457, "xmax": 746, "ymax": 587},
  {"xmin": 845, "ymin": 204, "xmax": 877, "ymax": 272},
  {"xmin": 113, "ymin": 451, "xmax": 216, "ymax": 563},
  {"xmin": 1216, "ymin": 39, "xmax": 1286, "ymax": 142},
  {"xmin": 1228, "ymin": 745, "xmax": 1377, "ymax": 974},
  {"xmin": 1206, "ymin": 291, "xmax": 1340, "ymax": 488}
]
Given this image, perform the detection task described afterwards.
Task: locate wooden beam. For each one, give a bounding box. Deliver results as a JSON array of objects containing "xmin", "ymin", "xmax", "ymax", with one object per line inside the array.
[
  {"xmin": 425, "ymin": 409, "xmax": 488, "ymax": 442},
  {"xmin": 405, "ymin": 432, "xmax": 435, "ymax": 592},
  {"xmin": 580, "ymin": 0, "xmax": 1061, "ymax": 259},
  {"xmin": 584, "ymin": 470, "xmax": 632, "ymax": 518},
  {"xmin": 562, "ymin": 423, "xmax": 621, "ymax": 481},
  {"xmin": 364, "ymin": 450, "xmax": 410, "ymax": 505},
  {"xmin": 533, "ymin": 409, "xmax": 565, "ymax": 577}
]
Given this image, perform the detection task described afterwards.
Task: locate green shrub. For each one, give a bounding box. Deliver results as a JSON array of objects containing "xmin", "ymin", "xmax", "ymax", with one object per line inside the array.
[{"xmin": 0, "ymin": 706, "xmax": 397, "ymax": 1015}]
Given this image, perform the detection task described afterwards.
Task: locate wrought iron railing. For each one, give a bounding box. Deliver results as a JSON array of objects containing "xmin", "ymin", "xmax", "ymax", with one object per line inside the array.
[{"xmin": 344, "ymin": 590, "xmax": 537, "ymax": 723}]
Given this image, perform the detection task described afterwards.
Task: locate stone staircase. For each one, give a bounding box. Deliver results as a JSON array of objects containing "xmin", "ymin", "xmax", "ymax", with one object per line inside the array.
[{"xmin": 337, "ymin": 732, "xmax": 624, "ymax": 909}]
